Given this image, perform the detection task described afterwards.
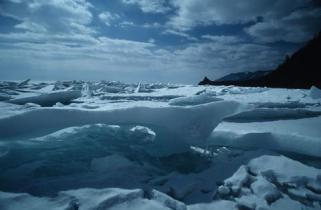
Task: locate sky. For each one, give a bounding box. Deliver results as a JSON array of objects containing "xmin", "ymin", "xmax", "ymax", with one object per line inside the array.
[{"xmin": 0, "ymin": 0, "xmax": 321, "ymax": 83}]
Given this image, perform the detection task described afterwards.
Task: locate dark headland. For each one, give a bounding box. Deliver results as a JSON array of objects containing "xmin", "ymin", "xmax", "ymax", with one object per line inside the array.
[{"xmin": 199, "ymin": 31, "xmax": 321, "ymax": 89}]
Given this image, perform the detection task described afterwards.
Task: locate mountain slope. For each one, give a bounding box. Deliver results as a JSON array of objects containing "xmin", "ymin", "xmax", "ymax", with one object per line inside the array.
[
  {"xmin": 215, "ymin": 70, "xmax": 271, "ymax": 82},
  {"xmin": 199, "ymin": 32, "xmax": 321, "ymax": 89}
]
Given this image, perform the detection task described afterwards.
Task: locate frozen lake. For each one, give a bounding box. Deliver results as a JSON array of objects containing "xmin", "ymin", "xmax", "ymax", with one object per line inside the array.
[{"xmin": 0, "ymin": 80, "xmax": 321, "ymax": 210}]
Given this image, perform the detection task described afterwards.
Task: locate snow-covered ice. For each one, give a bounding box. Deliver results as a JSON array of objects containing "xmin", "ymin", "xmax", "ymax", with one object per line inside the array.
[{"xmin": 0, "ymin": 80, "xmax": 321, "ymax": 209}]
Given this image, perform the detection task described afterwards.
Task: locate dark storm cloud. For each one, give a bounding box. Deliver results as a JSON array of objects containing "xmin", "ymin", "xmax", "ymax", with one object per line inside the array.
[
  {"xmin": 246, "ymin": 8, "xmax": 321, "ymax": 43},
  {"xmin": 167, "ymin": 0, "xmax": 310, "ymax": 30}
]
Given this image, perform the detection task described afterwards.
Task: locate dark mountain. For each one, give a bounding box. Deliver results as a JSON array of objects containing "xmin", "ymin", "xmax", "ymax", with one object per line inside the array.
[
  {"xmin": 199, "ymin": 31, "xmax": 321, "ymax": 89},
  {"xmin": 215, "ymin": 70, "xmax": 271, "ymax": 82}
]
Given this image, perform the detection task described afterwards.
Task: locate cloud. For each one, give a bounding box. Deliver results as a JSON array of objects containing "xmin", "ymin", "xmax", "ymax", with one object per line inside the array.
[
  {"xmin": 119, "ymin": 21, "xmax": 135, "ymax": 28},
  {"xmin": 201, "ymin": 35, "xmax": 243, "ymax": 44},
  {"xmin": 167, "ymin": 0, "xmax": 321, "ymax": 43},
  {"xmin": 0, "ymin": 27, "xmax": 285, "ymax": 82},
  {"xmin": 245, "ymin": 8, "xmax": 321, "ymax": 43},
  {"xmin": 0, "ymin": 0, "xmax": 315, "ymax": 82},
  {"xmin": 98, "ymin": 11, "xmax": 120, "ymax": 26},
  {"xmin": 162, "ymin": 29, "xmax": 198, "ymax": 41},
  {"xmin": 148, "ymin": 38, "xmax": 155, "ymax": 43},
  {"xmin": 0, "ymin": 32, "xmax": 155, "ymax": 60},
  {"xmin": 119, "ymin": 21, "xmax": 163, "ymax": 29},
  {"xmin": 1, "ymin": 0, "xmax": 94, "ymax": 34},
  {"xmin": 173, "ymin": 41, "xmax": 283, "ymax": 77},
  {"xmin": 122, "ymin": 0, "xmax": 170, "ymax": 14},
  {"xmin": 142, "ymin": 22, "xmax": 162, "ymax": 28},
  {"xmin": 168, "ymin": 0, "xmax": 310, "ymax": 31},
  {"xmin": 14, "ymin": 21, "xmax": 47, "ymax": 33}
]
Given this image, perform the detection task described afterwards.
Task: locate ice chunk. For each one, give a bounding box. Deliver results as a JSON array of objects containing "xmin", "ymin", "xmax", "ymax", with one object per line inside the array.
[
  {"xmin": 224, "ymin": 165, "xmax": 250, "ymax": 192},
  {"xmin": 164, "ymin": 175, "xmax": 202, "ymax": 200},
  {"xmin": 149, "ymin": 190, "xmax": 186, "ymax": 210},
  {"xmin": 235, "ymin": 194, "xmax": 258, "ymax": 209},
  {"xmin": 209, "ymin": 131, "xmax": 321, "ymax": 158},
  {"xmin": 248, "ymin": 155, "xmax": 320, "ymax": 182},
  {"xmin": 34, "ymin": 124, "xmax": 154, "ymax": 146},
  {"xmin": 217, "ymin": 186, "xmax": 230, "ymax": 196},
  {"xmin": 0, "ymin": 188, "xmax": 189, "ymax": 210},
  {"xmin": 306, "ymin": 180, "xmax": 321, "ymax": 194},
  {"xmin": 224, "ymin": 108, "xmax": 321, "ymax": 123},
  {"xmin": 250, "ymin": 176, "xmax": 281, "ymax": 204},
  {"xmin": 269, "ymin": 196, "xmax": 315, "ymax": 210},
  {"xmin": 8, "ymin": 90, "xmax": 81, "ymax": 106},
  {"xmin": 0, "ymin": 124, "xmax": 159, "ymax": 194},
  {"xmin": 135, "ymin": 82, "xmax": 141, "ymax": 93},
  {"xmin": 61, "ymin": 188, "xmax": 144, "ymax": 210},
  {"xmin": 108, "ymin": 199, "xmax": 173, "ymax": 210},
  {"xmin": 130, "ymin": 126, "xmax": 156, "ymax": 143},
  {"xmin": 252, "ymin": 101, "xmax": 307, "ymax": 109},
  {"xmin": 209, "ymin": 116, "xmax": 321, "ymax": 158},
  {"xmin": 90, "ymin": 154, "xmax": 135, "ymax": 172},
  {"xmin": 81, "ymin": 83, "xmax": 92, "ymax": 97},
  {"xmin": 188, "ymin": 200, "xmax": 237, "ymax": 210},
  {"xmin": 100, "ymin": 95, "xmax": 181, "ymax": 102},
  {"xmin": 17, "ymin": 79, "xmax": 30, "ymax": 87},
  {"xmin": 309, "ymin": 86, "xmax": 321, "ymax": 99},
  {"xmin": 37, "ymin": 85, "xmax": 55, "ymax": 93},
  {"xmin": 218, "ymin": 155, "xmax": 321, "ymax": 210},
  {"xmin": 169, "ymin": 95, "xmax": 222, "ymax": 106},
  {"xmin": 0, "ymin": 191, "xmax": 73, "ymax": 210},
  {"xmin": 0, "ymin": 101, "xmax": 242, "ymax": 151},
  {"xmin": 0, "ymin": 94, "xmax": 12, "ymax": 101}
]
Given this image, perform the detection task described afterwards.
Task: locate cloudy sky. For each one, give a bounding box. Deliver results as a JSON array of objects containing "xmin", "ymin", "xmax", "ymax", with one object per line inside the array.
[{"xmin": 0, "ymin": 0, "xmax": 321, "ymax": 83}]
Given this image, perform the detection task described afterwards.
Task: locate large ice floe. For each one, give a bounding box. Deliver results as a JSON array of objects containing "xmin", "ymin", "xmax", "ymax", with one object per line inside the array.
[{"xmin": 0, "ymin": 80, "xmax": 321, "ymax": 209}]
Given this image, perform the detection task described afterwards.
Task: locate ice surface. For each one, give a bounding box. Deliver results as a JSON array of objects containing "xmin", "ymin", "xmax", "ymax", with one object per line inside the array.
[
  {"xmin": 2, "ymin": 155, "xmax": 319, "ymax": 209},
  {"xmin": 224, "ymin": 165, "xmax": 251, "ymax": 190},
  {"xmin": 1, "ymin": 81, "xmax": 321, "ymax": 209}
]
